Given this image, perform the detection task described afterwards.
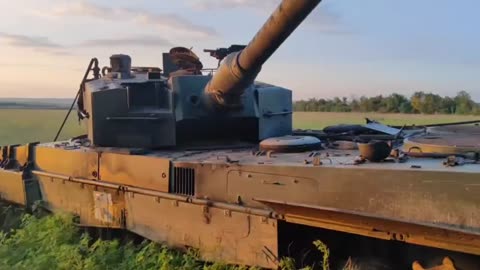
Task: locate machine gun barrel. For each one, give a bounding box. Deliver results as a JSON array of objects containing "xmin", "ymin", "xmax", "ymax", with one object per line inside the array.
[{"xmin": 205, "ymin": 0, "xmax": 322, "ymax": 109}]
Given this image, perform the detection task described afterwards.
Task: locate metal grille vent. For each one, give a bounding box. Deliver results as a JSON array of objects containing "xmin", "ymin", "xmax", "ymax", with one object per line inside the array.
[{"xmin": 172, "ymin": 167, "xmax": 195, "ymax": 196}]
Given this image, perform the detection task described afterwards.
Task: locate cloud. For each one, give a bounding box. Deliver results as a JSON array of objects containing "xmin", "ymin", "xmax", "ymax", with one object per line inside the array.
[
  {"xmin": 0, "ymin": 32, "xmax": 69, "ymax": 55},
  {"xmin": 0, "ymin": 32, "xmax": 176, "ymax": 56},
  {"xmin": 0, "ymin": 32, "xmax": 61, "ymax": 49},
  {"xmin": 80, "ymin": 37, "xmax": 174, "ymax": 47},
  {"xmin": 34, "ymin": 1, "xmax": 218, "ymax": 38},
  {"xmin": 192, "ymin": 0, "xmax": 278, "ymax": 10},
  {"xmin": 191, "ymin": 0, "xmax": 348, "ymax": 34}
]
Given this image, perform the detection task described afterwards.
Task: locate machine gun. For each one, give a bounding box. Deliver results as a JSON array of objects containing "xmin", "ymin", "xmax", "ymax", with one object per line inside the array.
[{"xmin": 203, "ymin": 45, "xmax": 246, "ymax": 67}]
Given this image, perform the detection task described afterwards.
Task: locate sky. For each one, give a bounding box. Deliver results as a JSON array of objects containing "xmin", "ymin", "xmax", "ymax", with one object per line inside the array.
[{"xmin": 0, "ymin": 0, "xmax": 479, "ymax": 101}]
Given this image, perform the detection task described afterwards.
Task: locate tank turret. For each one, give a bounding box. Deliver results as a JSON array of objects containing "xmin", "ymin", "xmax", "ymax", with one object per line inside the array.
[
  {"xmin": 79, "ymin": 0, "xmax": 322, "ymax": 148},
  {"xmin": 205, "ymin": 0, "xmax": 321, "ymax": 109}
]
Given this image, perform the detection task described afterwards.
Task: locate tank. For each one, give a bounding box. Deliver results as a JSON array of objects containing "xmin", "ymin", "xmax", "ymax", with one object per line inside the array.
[{"xmin": 1, "ymin": 0, "xmax": 480, "ymax": 269}]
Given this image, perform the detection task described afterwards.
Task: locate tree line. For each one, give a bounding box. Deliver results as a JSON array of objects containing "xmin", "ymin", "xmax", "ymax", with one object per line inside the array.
[{"xmin": 293, "ymin": 91, "xmax": 480, "ymax": 115}]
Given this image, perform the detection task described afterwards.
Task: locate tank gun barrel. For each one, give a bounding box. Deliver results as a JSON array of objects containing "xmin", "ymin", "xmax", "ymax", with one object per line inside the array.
[{"xmin": 205, "ymin": 0, "xmax": 322, "ymax": 109}]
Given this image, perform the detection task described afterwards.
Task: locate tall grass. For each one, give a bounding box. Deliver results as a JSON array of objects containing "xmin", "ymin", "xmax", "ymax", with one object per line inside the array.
[
  {"xmin": 0, "ymin": 204, "xmax": 336, "ymax": 270},
  {"xmin": 0, "ymin": 211, "xmax": 250, "ymax": 270}
]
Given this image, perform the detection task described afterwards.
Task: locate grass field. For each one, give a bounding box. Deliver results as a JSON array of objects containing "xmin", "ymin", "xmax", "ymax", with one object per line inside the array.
[
  {"xmin": 0, "ymin": 109, "xmax": 84, "ymax": 145},
  {"xmin": 293, "ymin": 111, "xmax": 480, "ymax": 130},
  {"xmin": 0, "ymin": 109, "xmax": 479, "ymax": 144}
]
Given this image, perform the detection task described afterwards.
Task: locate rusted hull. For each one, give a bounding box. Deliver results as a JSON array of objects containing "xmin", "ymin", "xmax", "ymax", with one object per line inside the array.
[
  {"xmin": 36, "ymin": 174, "xmax": 125, "ymax": 228},
  {"xmin": 0, "ymin": 143, "xmax": 479, "ymax": 268},
  {"xmin": 125, "ymin": 192, "xmax": 278, "ymax": 268},
  {"xmin": 32, "ymin": 169, "xmax": 278, "ymax": 268},
  {"xmin": 0, "ymin": 170, "xmax": 27, "ymax": 205},
  {"xmin": 258, "ymin": 199, "xmax": 480, "ymax": 256}
]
